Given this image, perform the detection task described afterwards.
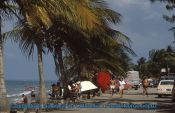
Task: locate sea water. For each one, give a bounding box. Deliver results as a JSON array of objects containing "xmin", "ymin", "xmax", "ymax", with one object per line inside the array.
[{"xmin": 5, "ymin": 80, "xmax": 55, "ymax": 104}]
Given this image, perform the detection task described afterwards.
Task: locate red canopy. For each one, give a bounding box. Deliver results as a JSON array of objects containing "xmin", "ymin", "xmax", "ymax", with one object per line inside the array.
[{"xmin": 97, "ymin": 71, "xmax": 110, "ymax": 93}]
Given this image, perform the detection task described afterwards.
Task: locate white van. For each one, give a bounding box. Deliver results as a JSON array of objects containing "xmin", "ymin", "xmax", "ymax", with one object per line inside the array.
[{"xmin": 125, "ymin": 71, "xmax": 140, "ymax": 90}]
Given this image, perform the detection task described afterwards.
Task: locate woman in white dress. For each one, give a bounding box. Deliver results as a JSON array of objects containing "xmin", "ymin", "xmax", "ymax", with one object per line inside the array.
[{"xmin": 119, "ymin": 77, "xmax": 125, "ymax": 98}]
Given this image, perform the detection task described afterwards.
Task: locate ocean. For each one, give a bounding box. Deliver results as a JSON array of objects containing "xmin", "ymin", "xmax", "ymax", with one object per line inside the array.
[{"xmin": 5, "ymin": 80, "xmax": 55, "ymax": 104}]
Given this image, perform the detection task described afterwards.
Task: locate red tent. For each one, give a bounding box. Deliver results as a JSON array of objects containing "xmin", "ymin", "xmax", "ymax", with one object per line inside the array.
[{"xmin": 97, "ymin": 71, "xmax": 110, "ymax": 93}]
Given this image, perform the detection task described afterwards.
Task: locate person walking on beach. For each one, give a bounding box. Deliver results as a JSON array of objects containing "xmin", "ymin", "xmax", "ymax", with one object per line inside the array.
[
  {"xmin": 142, "ymin": 76, "xmax": 149, "ymax": 97},
  {"xmin": 110, "ymin": 77, "xmax": 116, "ymax": 97},
  {"xmin": 119, "ymin": 77, "xmax": 125, "ymax": 98}
]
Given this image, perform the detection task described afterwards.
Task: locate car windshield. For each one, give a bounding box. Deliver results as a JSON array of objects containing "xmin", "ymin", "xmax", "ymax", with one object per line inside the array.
[{"xmin": 160, "ymin": 81, "xmax": 174, "ymax": 85}]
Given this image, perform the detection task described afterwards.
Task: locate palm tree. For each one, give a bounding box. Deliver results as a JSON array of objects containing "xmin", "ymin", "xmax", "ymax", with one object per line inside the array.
[
  {"xmin": 46, "ymin": 0, "xmax": 135, "ymax": 93},
  {"xmin": 41, "ymin": 0, "xmax": 122, "ymax": 98},
  {"xmin": 14, "ymin": 0, "xmax": 98, "ymax": 103},
  {"xmin": 4, "ymin": 0, "xmax": 134, "ymax": 101},
  {"xmin": 2, "ymin": 0, "xmax": 54, "ymax": 110},
  {"xmin": 0, "ymin": 16, "xmax": 9, "ymax": 113},
  {"xmin": 3, "ymin": 0, "xmax": 103, "ymax": 103},
  {"xmin": 4, "ymin": 24, "xmax": 48, "ymax": 113},
  {"xmin": 0, "ymin": 1, "xmax": 18, "ymax": 112},
  {"xmin": 147, "ymin": 46, "xmax": 175, "ymax": 76}
]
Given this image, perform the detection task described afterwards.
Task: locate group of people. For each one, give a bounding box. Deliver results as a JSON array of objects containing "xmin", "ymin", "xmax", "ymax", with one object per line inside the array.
[
  {"xmin": 68, "ymin": 81, "xmax": 81, "ymax": 101},
  {"xmin": 16, "ymin": 90, "xmax": 37, "ymax": 113},
  {"xmin": 49, "ymin": 81, "xmax": 81, "ymax": 101},
  {"xmin": 50, "ymin": 82, "xmax": 61, "ymax": 99},
  {"xmin": 110, "ymin": 77, "xmax": 126, "ymax": 98},
  {"xmin": 17, "ymin": 90, "xmax": 36, "ymax": 104},
  {"xmin": 109, "ymin": 76, "xmax": 150, "ymax": 98},
  {"xmin": 17, "ymin": 76, "xmax": 150, "ymax": 105}
]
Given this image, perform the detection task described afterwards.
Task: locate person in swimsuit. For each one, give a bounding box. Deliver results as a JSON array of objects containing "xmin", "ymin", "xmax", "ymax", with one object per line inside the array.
[
  {"xmin": 142, "ymin": 76, "xmax": 149, "ymax": 97},
  {"xmin": 110, "ymin": 78, "xmax": 116, "ymax": 97}
]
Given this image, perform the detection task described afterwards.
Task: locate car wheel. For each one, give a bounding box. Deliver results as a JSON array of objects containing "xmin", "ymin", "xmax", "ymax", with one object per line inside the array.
[
  {"xmin": 158, "ymin": 94, "xmax": 162, "ymax": 98},
  {"xmin": 135, "ymin": 87, "xmax": 138, "ymax": 90}
]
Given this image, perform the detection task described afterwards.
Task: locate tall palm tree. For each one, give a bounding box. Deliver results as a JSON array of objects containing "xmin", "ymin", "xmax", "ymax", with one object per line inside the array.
[
  {"xmin": 0, "ymin": 16, "xmax": 9, "ymax": 113},
  {"xmin": 0, "ymin": 1, "xmax": 18, "ymax": 112},
  {"xmin": 4, "ymin": 23, "xmax": 48, "ymax": 113},
  {"xmin": 42, "ymin": 0, "xmax": 123, "ymax": 98},
  {"xmin": 3, "ymin": 0, "xmax": 52, "ymax": 109},
  {"xmin": 46, "ymin": 0, "xmax": 135, "ymax": 96},
  {"xmin": 4, "ymin": 0, "xmax": 134, "ymax": 100}
]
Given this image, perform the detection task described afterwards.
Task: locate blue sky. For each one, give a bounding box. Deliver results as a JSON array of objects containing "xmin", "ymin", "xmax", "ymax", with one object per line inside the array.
[
  {"xmin": 2, "ymin": 0, "xmax": 175, "ymax": 80},
  {"xmin": 109, "ymin": 0, "xmax": 174, "ymax": 60}
]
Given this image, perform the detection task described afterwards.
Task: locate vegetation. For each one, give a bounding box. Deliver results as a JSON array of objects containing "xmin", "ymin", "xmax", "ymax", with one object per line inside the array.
[
  {"xmin": 0, "ymin": 0, "xmax": 135, "ymax": 112},
  {"xmin": 134, "ymin": 46, "xmax": 175, "ymax": 78}
]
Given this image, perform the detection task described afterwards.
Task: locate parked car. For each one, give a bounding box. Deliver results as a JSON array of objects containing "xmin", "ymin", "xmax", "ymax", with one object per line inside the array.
[
  {"xmin": 172, "ymin": 80, "xmax": 175, "ymax": 102},
  {"xmin": 152, "ymin": 80, "xmax": 159, "ymax": 87},
  {"xmin": 157, "ymin": 80, "xmax": 174, "ymax": 98},
  {"xmin": 160, "ymin": 75, "xmax": 175, "ymax": 80}
]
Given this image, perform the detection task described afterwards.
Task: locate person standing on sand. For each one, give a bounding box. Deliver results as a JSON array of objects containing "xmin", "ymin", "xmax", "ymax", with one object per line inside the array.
[
  {"xmin": 119, "ymin": 77, "xmax": 125, "ymax": 98},
  {"xmin": 110, "ymin": 77, "xmax": 116, "ymax": 97},
  {"xmin": 142, "ymin": 76, "xmax": 149, "ymax": 97}
]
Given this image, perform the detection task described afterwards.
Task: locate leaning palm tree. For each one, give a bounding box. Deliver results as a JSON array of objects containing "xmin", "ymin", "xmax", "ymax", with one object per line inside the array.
[
  {"xmin": 3, "ymin": 0, "xmax": 103, "ymax": 105},
  {"xmin": 35, "ymin": 0, "xmax": 114, "ymax": 98},
  {"xmin": 47, "ymin": 0, "xmax": 133, "ymax": 78}
]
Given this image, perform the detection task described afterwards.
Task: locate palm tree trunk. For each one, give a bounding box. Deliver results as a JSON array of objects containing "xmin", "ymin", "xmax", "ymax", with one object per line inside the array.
[
  {"xmin": 56, "ymin": 47, "xmax": 69, "ymax": 99},
  {"xmin": 0, "ymin": 16, "xmax": 10, "ymax": 113},
  {"xmin": 37, "ymin": 47, "xmax": 47, "ymax": 110}
]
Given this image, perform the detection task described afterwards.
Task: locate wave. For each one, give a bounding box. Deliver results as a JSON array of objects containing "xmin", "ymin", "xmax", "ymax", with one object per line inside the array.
[{"xmin": 7, "ymin": 91, "xmax": 31, "ymax": 98}]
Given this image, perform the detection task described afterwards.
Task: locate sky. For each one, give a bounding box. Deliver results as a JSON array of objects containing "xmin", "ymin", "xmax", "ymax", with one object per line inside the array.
[
  {"xmin": 108, "ymin": 0, "xmax": 174, "ymax": 60},
  {"xmin": 2, "ymin": 0, "xmax": 175, "ymax": 80}
]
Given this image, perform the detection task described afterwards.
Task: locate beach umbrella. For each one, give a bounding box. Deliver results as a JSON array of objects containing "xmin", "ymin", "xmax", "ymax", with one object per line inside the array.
[{"xmin": 78, "ymin": 81, "xmax": 98, "ymax": 92}]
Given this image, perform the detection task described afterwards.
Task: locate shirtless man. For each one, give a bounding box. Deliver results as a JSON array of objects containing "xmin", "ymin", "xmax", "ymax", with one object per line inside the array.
[{"xmin": 142, "ymin": 76, "xmax": 149, "ymax": 97}]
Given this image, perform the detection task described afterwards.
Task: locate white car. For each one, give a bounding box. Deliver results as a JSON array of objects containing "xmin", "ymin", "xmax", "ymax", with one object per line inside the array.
[{"xmin": 157, "ymin": 80, "xmax": 174, "ymax": 98}]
